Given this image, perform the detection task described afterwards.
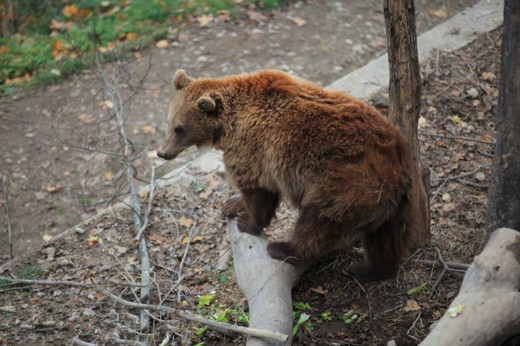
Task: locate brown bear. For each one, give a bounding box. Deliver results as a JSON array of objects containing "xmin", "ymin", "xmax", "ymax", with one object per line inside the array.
[{"xmin": 158, "ymin": 69, "xmax": 415, "ymax": 281}]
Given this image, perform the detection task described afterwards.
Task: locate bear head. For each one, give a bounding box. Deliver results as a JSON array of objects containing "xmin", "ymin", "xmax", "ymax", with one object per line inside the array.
[{"xmin": 157, "ymin": 70, "xmax": 224, "ymax": 160}]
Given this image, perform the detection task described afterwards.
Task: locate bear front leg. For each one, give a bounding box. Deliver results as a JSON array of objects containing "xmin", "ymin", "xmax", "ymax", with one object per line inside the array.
[{"xmin": 223, "ymin": 188, "xmax": 279, "ymax": 236}]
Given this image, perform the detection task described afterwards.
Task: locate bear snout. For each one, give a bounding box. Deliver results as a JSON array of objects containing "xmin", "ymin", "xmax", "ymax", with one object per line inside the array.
[{"xmin": 157, "ymin": 151, "xmax": 171, "ymax": 160}]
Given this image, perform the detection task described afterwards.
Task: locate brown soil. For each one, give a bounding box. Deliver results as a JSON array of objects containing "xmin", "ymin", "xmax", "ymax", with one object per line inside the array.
[{"xmin": 0, "ymin": 1, "xmax": 499, "ymax": 345}]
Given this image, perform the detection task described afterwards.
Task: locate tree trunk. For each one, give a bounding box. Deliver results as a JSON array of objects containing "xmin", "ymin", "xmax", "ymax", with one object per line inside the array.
[
  {"xmin": 486, "ymin": 0, "xmax": 520, "ymax": 237},
  {"xmin": 384, "ymin": 0, "xmax": 430, "ymax": 245}
]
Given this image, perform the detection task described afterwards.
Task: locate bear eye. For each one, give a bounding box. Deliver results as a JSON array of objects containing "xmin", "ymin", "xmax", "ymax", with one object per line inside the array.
[{"xmin": 174, "ymin": 126, "xmax": 185, "ymax": 135}]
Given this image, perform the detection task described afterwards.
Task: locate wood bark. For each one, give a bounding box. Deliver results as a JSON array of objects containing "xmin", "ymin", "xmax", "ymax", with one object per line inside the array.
[
  {"xmin": 486, "ymin": 0, "xmax": 520, "ymax": 237},
  {"xmin": 384, "ymin": 0, "xmax": 430, "ymax": 245},
  {"xmin": 420, "ymin": 228, "xmax": 520, "ymax": 346},
  {"xmin": 227, "ymin": 219, "xmax": 310, "ymax": 346}
]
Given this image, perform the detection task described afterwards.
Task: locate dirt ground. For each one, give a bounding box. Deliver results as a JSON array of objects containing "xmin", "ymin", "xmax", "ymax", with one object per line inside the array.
[{"xmin": 0, "ymin": 0, "xmax": 500, "ymax": 345}]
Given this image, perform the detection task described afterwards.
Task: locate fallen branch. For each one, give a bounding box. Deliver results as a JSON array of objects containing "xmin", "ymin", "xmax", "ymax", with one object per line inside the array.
[
  {"xmin": 0, "ymin": 277, "xmax": 288, "ymax": 344},
  {"xmin": 420, "ymin": 228, "xmax": 520, "ymax": 346},
  {"xmin": 227, "ymin": 218, "xmax": 310, "ymax": 346},
  {"xmin": 419, "ymin": 131, "xmax": 495, "ymax": 145},
  {"xmin": 415, "ymin": 259, "xmax": 469, "ymax": 271}
]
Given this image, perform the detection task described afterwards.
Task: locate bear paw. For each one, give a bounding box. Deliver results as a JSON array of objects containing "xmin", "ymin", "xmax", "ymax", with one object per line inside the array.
[
  {"xmin": 236, "ymin": 214, "xmax": 263, "ymax": 236},
  {"xmin": 267, "ymin": 241, "xmax": 300, "ymax": 265},
  {"xmin": 221, "ymin": 196, "xmax": 244, "ymax": 218}
]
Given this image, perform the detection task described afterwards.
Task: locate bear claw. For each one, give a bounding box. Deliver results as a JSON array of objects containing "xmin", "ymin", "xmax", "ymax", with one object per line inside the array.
[{"xmin": 222, "ymin": 196, "xmax": 244, "ymax": 218}]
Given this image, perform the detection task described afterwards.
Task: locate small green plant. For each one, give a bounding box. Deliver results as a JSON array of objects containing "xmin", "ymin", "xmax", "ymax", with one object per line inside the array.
[
  {"xmin": 215, "ymin": 272, "xmax": 228, "ymax": 284},
  {"xmin": 0, "ymin": 278, "xmax": 9, "ymax": 288},
  {"xmin": 18, "ymin": 264, "xmax": 44, "ymax": 280},
  {"xmin": 292, "ymin": 301, "xmax": 314, "ymax": 337},
  {"xmin": 341, "ymin": 310, "xmax": 358, "ymax": 325},
  {"xmin": 407, "ymin": 282, "xmax": 428, "ymax": 295},
  {"xmin": 77, "ymin": 196, "xmax": 92, "ymax": 206},
  {"xmin": 321, "ymin": 311, "xmax": 332, "ymax": 321},
  {"xmin": 197, "ymin": 294, "xmax": 216, "ymax": 310}
]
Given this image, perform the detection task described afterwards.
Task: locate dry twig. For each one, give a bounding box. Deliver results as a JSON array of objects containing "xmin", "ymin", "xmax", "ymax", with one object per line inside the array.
[
  {"xmin": 95, "ymin": 59, "xmax": 151, "ymax": 332},
  {"xmin": 2, "ymin": 174, "xmax": 13, "ymax": 263}
]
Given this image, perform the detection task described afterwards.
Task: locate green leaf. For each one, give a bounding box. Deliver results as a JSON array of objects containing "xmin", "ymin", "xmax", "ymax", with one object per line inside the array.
[
  {"xmin": 407, "ymin": 282, "xmax": 428, "ymax": 295},
  {"xmin": 197, "ymin": 294, "xmax": 216, "ymax": 310}
]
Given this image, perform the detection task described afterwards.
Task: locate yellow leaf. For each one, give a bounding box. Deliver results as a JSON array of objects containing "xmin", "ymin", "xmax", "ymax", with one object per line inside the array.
[
  {"xmin": 126, "ymin": 32, "xmax": 138, "ymax": 40},
  {"xmin": 179, "ymin": 216, "xmax": 194, "ymax": 228},
  {"xmin": 182, "ymin": 235, "xmax": 203, "ymax": 244},
  {"xmin": 156, "ymin": 40, "xmax": 169, "ymax": 48},
  {"xmin": 449, "ymin": 115, "xmax": 462, "ymax": 125},
  {"xmin": 87, "ymin": 235, "xmax": 103, "ymax": 247},
  {"xmin": 62, "ymin": 4, "xmax": 79, "ymax": 18},
  {"xmin": 447, "ymin": 304, "xmax": 465, "ymax": 318},
  {"xmin": 104, "ymin": 171, "xmax": 114, "ymax": 181}
]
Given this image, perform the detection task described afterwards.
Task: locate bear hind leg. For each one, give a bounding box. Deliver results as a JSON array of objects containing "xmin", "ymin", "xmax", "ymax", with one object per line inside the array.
[
  {"xmin": 352, "ymin": 219, "xmax": 407, "ymax": 281},
  {"xmin": 268, "ymin": 206, "xmax": 337, "ymax": 264}
]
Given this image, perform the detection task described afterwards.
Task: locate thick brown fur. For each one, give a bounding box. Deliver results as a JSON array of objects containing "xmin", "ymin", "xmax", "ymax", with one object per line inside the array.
[{"xmin": 158, "ymin": 69, "xmax": 415, "ymax": 281}]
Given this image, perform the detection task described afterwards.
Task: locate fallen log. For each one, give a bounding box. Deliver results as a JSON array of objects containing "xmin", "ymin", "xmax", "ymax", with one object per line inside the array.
[
  {"xmin": 420, "ymin": 228, "xmax": 520, "ymax": 346},
  {"xmin": 227, "ymin": 218, "xmax": 311, "ymax": 346}
]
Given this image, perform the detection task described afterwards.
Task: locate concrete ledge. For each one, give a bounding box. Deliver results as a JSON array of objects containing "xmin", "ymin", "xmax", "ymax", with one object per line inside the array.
[{"xmin": 327, "ymin": 0, "xmax": 503, "ymax": 99}]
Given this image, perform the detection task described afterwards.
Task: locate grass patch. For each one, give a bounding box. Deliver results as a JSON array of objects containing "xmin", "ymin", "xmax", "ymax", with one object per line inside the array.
[
  {"xmin": 18, "ymin": 264, "xmax": 44, "ymax": 280},
  {"xmin": 0, "ymin": 0, "xmax": 289, "ymax": 94}
]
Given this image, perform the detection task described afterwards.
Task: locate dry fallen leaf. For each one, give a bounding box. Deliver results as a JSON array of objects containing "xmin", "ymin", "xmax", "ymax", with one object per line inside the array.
[
  {"xmin": 99, "ymin": 100, "xmax": 114, "ymax": 109},
  {"xmin": 46, "ymin": 185, "xmax": 63, "ymax": 193},
  {"xmin": 104, "ymin": 171, "xmax": 114, "ymax": 181},
  {"xmin": 404, "ymin": 299, "xmax": 421, "ymax": 312},
  {"xmin": 141, "ymin": 125, "xmax": 156, "ymax": 135},
  {"xmin": 148, "ymin": 234, "xmax": 169, "ymax": 245},
  {"xmin": 156, "ymin": 40, "xmax": 169, "ymax": 48},
  {"xmin": 52, "ymin": 39, "xmax": 67, "ymax": 60},
  {"xmin": 481, "ymin": 71, "xmax": 496, "ymax": 81},
  {"xmin": 247, "ymin": 10, "xmax": 268, "ymax": 22},
  {"xmin": 62, "ymin": 4, "xmax": 79, "ymax": 18},
  {"xmin": 78, "ymin": 114, "xmax": 96, "ymax": 124},
  {"xmin": 179, "ymin": 216, "xmax": 194, "ymax": 228},
  {"xmin": 182, "ymin": 235, "xmax": 203, "ymax": 244},
  {"xmin": 428, "ymin": 8, "xmax": 448, "ymax": 18},
  {"xmin": 217, "ymin": 10, "xmax": 231, "ymax": 22},
  {"xmin": 310, "ymin": 285, "xmax": 327, "ymax": 295},
  {"xmin": 197, "ymin": 14, "xmax": 214, "ymax": 26},
  {"xmin": 288, "ymin": 16, "xmax": 306, "ymax": 26}
]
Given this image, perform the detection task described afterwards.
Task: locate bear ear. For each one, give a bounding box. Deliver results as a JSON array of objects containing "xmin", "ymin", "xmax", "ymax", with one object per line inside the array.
[
  {"xmin": 172, "ymin": 69, "xmax": 193, "ymax": 90},
  {"xmin": 197, "ymin": 95, "xmax": 216, "ymax": 112}
]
